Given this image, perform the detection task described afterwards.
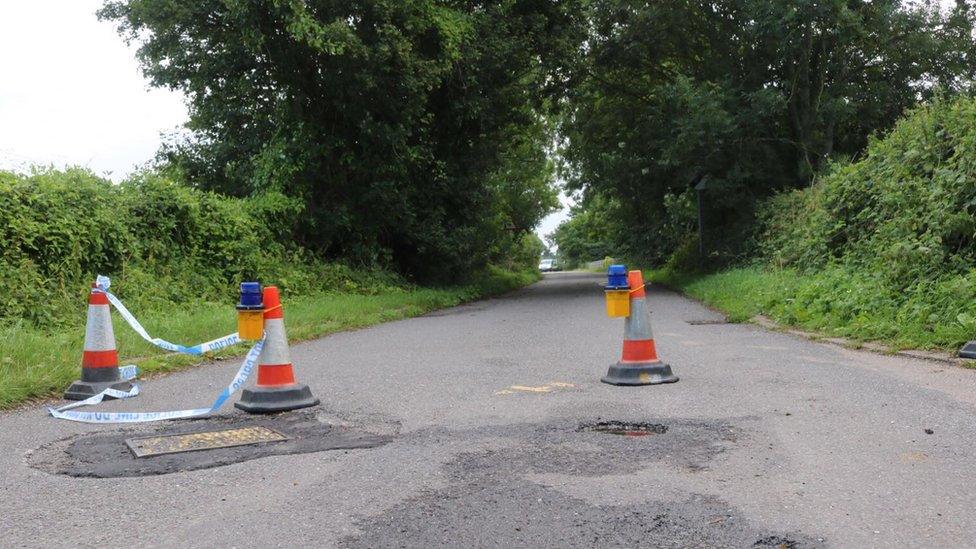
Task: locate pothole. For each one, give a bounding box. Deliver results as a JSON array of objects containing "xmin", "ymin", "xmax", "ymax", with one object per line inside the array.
[
  {"xmin": 754, "ymin": 535, "xmax": 799, "ymax": 548},
  {"xmin": 578, "ymin": 421, "xmax": 668, "ymax": 437}
]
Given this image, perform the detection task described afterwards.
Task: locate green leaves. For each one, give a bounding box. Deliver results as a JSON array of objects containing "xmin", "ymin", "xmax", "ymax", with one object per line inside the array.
[
  {"xmin": 754, "ymin": 95, "xmax": 976, "ymax": 336},
  {"xmin": 0, "ymin": 168, "xmax": 410, "ymax": 328},
  {"xmin": 558, "ymin": 0, "xmax": 976, "ymax": 269},
  {"xmin": 100, "ymin": 0, "xmax": 583, "ymax": 282}
]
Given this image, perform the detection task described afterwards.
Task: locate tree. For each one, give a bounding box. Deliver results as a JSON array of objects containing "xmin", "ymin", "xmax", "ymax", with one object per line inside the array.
[
  {"xmin": 558, "ymin": 0, "xmax": 976, "ymax": 266},
  {"xmin": 549, "ymin": 193, "xmax": 622, "ymax": 266},
  {"xmin": 100, "ymin": 0, "xmax": 583, "ymax": 281}
]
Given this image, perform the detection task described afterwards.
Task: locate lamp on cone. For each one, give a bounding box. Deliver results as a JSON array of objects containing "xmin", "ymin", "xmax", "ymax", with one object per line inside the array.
[
  {"xmin": 64, "ymin": 283, "xmax": 133, "ymax": 400},
  {"xmin": 235, "ymin": 286, "xmax": 319, "ymax": 413},
  {"xmin": 602, "ymin": 270, "xmax": 679, "ymax": 386}
]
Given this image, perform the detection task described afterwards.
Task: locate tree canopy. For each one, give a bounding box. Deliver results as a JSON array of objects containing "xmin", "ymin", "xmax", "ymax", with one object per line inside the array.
[
  {"xmin": 100, "ymin": 0, "xmax": 583, "ymax": 281},
  {"xmin": 99, "ymin": 0, "xmax": 976, "ymax": 274},
  {"xmin": 555, "ymin": 0, "xmax": 976, "ymax": 266}
]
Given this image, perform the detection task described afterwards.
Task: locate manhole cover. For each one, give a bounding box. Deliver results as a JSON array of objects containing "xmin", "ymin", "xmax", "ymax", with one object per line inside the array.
[
  {"xmin": 126, "ymin": 426, "xmax": 288, "ymax": 458},
  {"xmin": 686, "ymin": 319, "xmax": 729, "ymax": 325},
  {"xmin": 579, "ymin": 421, "xmax": 668, "ymax": 437}
]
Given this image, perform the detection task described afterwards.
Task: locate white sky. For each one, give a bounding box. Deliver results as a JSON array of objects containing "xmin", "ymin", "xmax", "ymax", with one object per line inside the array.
[
  {"xmin": 536, "ymin": 191, "xmax": 573, "ymax": 245},
  {"xmin": 0, "ymin": 0, "xmax": 187, "ymax": 181}
]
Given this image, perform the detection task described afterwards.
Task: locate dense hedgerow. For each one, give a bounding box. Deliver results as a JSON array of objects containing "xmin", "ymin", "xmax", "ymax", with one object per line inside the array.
[
  {"xmin": 0, "ymin": 168, "xmax": 405, "ymax": 328},
  {"xmin": 760, "ymin": 96, "xmax": 976, "ymax": 281},
  {"xmin": 750, "ymin": 96, "xmax": 976, "ymax": 345}
]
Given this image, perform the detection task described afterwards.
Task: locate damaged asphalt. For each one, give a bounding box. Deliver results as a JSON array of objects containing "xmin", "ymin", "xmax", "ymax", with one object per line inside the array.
[{"xmin": 3, "ymin": 271, "xmax": 976, "ymax": 546}]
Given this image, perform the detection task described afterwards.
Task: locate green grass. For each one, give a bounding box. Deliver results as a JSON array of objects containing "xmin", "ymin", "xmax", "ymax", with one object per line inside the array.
[
  {"xmin": 648, "ymin": 266, "xmax": 802, "ymax": 323},
  {"xmin": 649, "ymin": 265, "xmax": 976, "ymax": 352},
  {"xmin": 0, "ymin": 266, "xmax": 539, "ymax": 409}
]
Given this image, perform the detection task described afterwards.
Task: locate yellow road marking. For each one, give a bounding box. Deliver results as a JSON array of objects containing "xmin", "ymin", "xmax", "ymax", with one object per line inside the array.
[
  {"xmin": 509, "ymin": 385, "xmax": 552, "ymax": 393},
  {"xmin": 899, "ymin": 451, "xmax": 928, "ymax": 463},
  {"xmin": 495, "ymin": 381, "xmax": 576, "ymax": 395}
]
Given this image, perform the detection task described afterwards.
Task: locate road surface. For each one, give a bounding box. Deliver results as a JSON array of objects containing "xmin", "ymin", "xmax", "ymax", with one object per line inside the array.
[{"xmin": 3, "ymin": 271, "xmax": 976, "ymax": 547}]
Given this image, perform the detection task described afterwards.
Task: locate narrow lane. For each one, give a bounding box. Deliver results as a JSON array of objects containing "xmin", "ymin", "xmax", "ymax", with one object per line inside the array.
[{"xmin": 3, "ymin": 271, "xmax": 976, "ymax": 547}]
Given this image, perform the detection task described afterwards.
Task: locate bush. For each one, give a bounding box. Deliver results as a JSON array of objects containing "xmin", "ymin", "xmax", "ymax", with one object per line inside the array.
[
  {"xmin": 0, "ymin": 168, "xmax": 406, "ymax": 328},
  {"xmin": 737, "ymin": 95, "xmax": 976, "ymax": 348},
  {"xmin": 759, "ymin": 95, "xmax": 976, "ymax": 286},
  {"xmin": 506, "ymin": 233, "xmax": 546, "ymax": 272}
]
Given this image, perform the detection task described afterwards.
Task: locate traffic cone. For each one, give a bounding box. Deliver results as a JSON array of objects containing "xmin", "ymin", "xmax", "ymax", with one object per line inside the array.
[
  {"xmin": 601, "ymin": 270, "xmax": 679, "ymax": 386},
  {"xmin": 959, "ymin": 340, "xmax": 976, "ymax": 359},
  {"xmin": 235, "ymin": 286, "xmax": 319, "ymax": 413},
  {"xmin": 64, "ymin": 283, "xmax": 133, "ymax": 400}
]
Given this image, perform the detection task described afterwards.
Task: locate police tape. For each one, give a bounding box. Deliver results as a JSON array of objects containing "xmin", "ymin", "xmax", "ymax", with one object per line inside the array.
[
  {"xmin": 48, "ymin": 337, "xmax": 265, "ymax": 424},
  {"xmin": 94, "ymin": 275, "xmax": 241, "ymax": 356},
  {"xmin": 119, "ymin": 364, "xmax": 139, "ymax": 381},
  {"xmin": 47, "ymin": 365, "xmax": 142, "ymax": 414}
]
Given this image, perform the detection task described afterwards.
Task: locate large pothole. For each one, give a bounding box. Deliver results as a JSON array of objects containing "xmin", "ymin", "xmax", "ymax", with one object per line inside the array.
[{"xmin": 29, "ymin": 410, "xmax": 393, "ymax": 478}]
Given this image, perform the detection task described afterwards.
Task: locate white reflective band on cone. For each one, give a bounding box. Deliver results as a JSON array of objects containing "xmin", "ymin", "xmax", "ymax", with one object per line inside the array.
[
  {"xmin": 83, "ymin": 303, "xmax": 116, "ymax": 352},
  {"xmin": 624, "ymin": 297, "xmax": 654, "ymax": 340},
  {"xmin": 258, "ymin": 318, "xmax": 290, "ymax": 366}
]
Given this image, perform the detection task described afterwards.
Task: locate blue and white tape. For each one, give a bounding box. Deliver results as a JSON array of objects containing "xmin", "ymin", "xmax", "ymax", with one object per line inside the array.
[
  {"xmin": 119, "ymin": 364, "xmax": 139, "ymax": 381},
  {"xmin": 48, "ymin": 337, "xmax": 265, "ymax": 423},
  {"xmin": 94, "ymin": 275, "xmax": 241, "ymax": 356},
  {"xmin": 48, "ymin": 365, "xmax": 141, "ymax": 414}
]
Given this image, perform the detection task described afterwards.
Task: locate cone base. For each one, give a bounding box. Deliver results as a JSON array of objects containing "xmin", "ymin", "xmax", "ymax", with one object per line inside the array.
[
  {"xmin": 64, "ymin": 379, "xmax": 133, "ymax": 401},
  {"xmin": 960, "ymin": 341, "xmax": 976, "ymax": 359},
  {"xmin": 235, "ymin": 384, "xmax": 319, "ymax": 414},
  {"xmin": 601, "ymin": 361, "xmax": 679, "ymax": 386}
]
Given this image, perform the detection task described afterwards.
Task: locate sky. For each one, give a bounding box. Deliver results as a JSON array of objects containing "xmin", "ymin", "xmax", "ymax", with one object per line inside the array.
[
  {"xmin": 536, "ymin": 190, "xmax": 573, "ymax": 246},
  {"xmin": 0, "ymin": 1, "xmax": 187, "ymax": 180}
]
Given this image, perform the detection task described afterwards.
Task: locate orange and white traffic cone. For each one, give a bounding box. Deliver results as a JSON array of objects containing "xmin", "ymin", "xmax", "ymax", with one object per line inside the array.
[
  {"xmin": 64, "ymin": 283, "xmax": 134, "ymax": 400},
  {"xmin": 235, "ymin": 286, "xmax": 319, "ymax": 413},
  {"xmin": 602, "ymin": 270, "xmax": 679, "ymax": 386}
]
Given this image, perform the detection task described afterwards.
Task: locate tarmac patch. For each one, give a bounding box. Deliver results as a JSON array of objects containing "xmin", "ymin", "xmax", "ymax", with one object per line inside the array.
[
  {"xmin": 340, "ymin": 419, "xmax": 823, "ymax": 547},
  {"xmin": 754, "ymin": 535, "xmax": 800, "ymax": 548},
  {"xmin": 29, "ymin": 411, "xmax": 392, "ymax": 478}
]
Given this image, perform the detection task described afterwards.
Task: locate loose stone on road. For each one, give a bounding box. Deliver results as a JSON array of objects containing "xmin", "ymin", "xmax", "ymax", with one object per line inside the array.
[{"xmin": 3, "ymin": 271, "xmax": 976, "ymax": 547}]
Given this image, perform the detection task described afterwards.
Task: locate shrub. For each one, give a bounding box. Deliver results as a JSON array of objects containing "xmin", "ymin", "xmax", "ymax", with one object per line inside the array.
[
  {"xmin": 746, "ymin": 95, "xmax": 976, "ymax": 347},
  {"xmin": 759, "ymin": 95, "xmax": 976, "ymax": 287},
  {"xmin": 0, "ymin": 168, "xmax": 406, "ymax": 328}
]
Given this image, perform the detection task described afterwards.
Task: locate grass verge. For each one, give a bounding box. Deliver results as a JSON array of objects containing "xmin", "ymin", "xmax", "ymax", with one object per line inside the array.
[
  {"xmin": 0, "ymin": 266, "xmax": 538, "ymax": 409},
  {"xmin": 649, "ymin": 265, "xmax": 976, "ymax": 353}
]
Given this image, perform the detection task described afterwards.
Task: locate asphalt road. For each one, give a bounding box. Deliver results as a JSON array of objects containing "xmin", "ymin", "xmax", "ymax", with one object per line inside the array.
[{"xmin": 3, "ymin": 271, "xmax": 976, "ymax": 547}]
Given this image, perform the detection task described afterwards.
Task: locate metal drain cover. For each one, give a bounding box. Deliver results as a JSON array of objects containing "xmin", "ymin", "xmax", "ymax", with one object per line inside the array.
[
  {"xmin": 686, "ymin": 319, "xmax": 729, "ymax": 325},
  {"xmin": 126, "ymin": 426, "xmax": 288, "ymax": 458}
]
